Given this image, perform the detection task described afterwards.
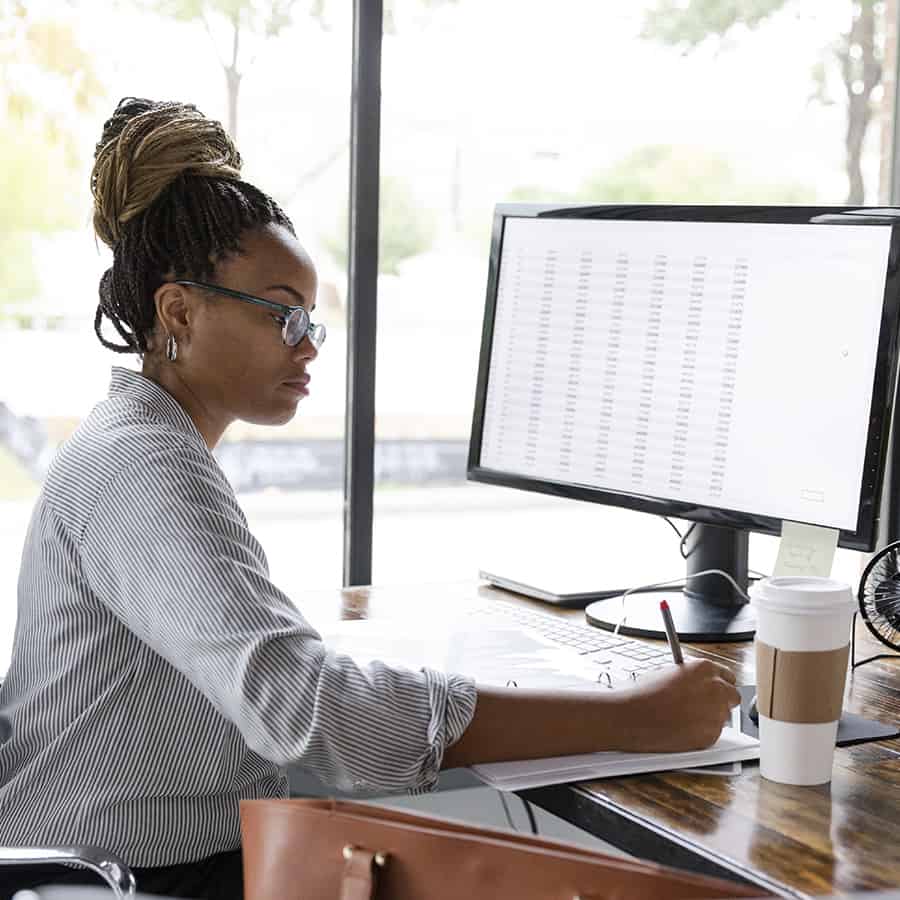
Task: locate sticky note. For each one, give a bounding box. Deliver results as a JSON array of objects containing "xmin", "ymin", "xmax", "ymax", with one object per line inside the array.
[{"xmin": 773, "ymin": 521, "xmax": 839, "ymax": 578}]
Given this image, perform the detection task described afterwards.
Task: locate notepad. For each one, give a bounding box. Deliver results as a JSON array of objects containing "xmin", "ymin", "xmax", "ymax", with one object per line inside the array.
[
  {"xmin": 471, "ymin": 726, "xmax": 760, "ymax": 792},
  {"xmin": 773, "ymin": 520, "xmax": 839, "ymax": 577}
]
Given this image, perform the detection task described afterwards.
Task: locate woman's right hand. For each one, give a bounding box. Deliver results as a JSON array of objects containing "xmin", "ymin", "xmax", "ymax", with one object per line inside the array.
[
  {"xmin": 442, "ymin": 657, "xmax": 742, "ymax": 769},
  {"xmin": 613, "ymin": 658, "xmax": 741, "ymax": 754}
]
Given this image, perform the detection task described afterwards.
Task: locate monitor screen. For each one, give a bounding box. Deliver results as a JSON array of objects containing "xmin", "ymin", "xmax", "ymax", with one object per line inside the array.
[{"xmin": 469, "ymin": 206, "xmax": 900, "ymax": 555}]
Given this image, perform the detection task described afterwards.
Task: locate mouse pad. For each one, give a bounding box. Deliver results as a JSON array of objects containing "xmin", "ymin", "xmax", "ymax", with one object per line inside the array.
[{"xmin": 738, "ymin": 685, "xmax": 900, "ymax": 746}]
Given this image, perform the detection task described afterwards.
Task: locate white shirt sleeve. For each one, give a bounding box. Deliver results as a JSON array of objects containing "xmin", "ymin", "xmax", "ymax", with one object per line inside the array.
[{"xmin": 79, "ymin": 445, "xmax": 477, "ymax": 793}]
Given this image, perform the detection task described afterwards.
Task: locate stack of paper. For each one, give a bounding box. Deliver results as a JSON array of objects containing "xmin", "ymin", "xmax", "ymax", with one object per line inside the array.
[{"xmin": 471, "ymin": 727, "xmax": 760, "ymax": 791}]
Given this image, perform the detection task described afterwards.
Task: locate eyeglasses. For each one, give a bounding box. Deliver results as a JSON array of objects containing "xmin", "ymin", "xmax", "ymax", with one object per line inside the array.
[{"xmin": 173, "ymin": 280, "xmax": 326, "ymax": 350}]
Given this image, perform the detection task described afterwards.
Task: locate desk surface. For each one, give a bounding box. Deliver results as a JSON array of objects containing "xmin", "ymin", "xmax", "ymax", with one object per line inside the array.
[{"xmin": 301, "ymin": 580, "xmax": 900, "ymax": 899}]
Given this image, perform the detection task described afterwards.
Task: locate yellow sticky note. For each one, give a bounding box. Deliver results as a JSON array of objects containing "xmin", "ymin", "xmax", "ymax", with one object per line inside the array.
[{"xmin": 773, "ymin": 521, "xmax": 839, "ymax": 578}]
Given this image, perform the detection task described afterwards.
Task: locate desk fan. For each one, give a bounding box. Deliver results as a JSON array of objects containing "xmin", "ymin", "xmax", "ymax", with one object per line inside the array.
[{"xmin": 857, "ymin": 540, "xmax": 900, "ymax": 665}]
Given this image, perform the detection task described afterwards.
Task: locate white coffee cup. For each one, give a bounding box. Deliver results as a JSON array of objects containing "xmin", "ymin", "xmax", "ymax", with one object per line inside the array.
[{"xmin": 749, "ymin": 575, "xmax": 855, "ymax": 786}]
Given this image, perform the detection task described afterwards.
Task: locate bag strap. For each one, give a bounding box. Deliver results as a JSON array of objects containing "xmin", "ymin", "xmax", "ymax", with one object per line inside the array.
[{"xmin": 339, "ymin": 844, "xmax": 389, "ymax": 900}]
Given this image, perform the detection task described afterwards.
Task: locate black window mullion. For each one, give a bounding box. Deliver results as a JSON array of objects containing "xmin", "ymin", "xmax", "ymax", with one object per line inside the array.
[{"xmin": 343, "ymin": 0, "xmax": 383, "ymax": 586}]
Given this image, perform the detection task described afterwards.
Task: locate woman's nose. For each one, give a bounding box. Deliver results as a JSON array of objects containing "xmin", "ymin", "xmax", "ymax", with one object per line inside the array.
[{"xmin": 292, "ymin": 334, "xmax": 318, "ymax": 361}]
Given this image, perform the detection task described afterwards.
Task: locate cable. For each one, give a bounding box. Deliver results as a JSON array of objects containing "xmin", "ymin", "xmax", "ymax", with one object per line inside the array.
[
  {"xmin": 852, "ymin": 652, "xmax": 900, "ymax": 668},
  {"xmin": 679, "ymin": 523, "xmax": 697, "ymax": 559},
  {"xmin": 662, "ymin": 517, "xmax": 684, "ymax": 541},
  {"xmin": 613, "ymin": 568, "xmax": 751, "ymax": 634},
  {"xmin": 661, "ymin": 516, "xmax": 696, "ymax": 559},
  {"xmin": 850, "ymin": 614, "xmax": 900, "ymax": 668},
  {"xmin": 521, "ymin": 797, "xmax": 539, "ymax": 834}
]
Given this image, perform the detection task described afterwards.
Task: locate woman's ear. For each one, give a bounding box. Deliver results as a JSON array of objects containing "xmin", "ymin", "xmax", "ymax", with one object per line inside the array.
[{"xmin": 154, "ymin": 282, "xmax": 191, "ymax": 343}]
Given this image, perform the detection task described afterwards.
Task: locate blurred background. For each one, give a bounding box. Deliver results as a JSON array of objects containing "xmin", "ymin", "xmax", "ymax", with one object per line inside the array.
[{"xmin": 0, "ymin": 0, "xmax": 895, "ymax": 668}]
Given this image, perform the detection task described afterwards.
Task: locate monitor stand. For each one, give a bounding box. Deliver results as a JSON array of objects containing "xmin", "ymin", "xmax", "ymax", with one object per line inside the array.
[{"xmin": 584, "ymin": 523, "xmax": 756, "ymax": 642}]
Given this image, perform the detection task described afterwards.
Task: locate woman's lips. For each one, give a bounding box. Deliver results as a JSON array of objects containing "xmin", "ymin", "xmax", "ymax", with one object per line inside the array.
[{"xmin": 281, "ymin": 376, "xmax": 310, "ymax": 396}]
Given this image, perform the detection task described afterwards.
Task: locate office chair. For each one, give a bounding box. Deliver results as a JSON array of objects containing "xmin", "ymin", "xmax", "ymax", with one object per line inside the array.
[
  {"xmin": 0, "ymin": 845, "xmax": 136, "ymax": 898},
  {"xmin": 0, "ymin": 846, "xmax": 188, "ymax": 900},
  {"xmin": 0, "ymin": 843, "xmax": 190, "ymax": 899}
]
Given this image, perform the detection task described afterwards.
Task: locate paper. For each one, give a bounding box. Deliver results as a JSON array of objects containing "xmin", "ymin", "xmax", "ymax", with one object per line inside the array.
[
  {"xmin": 471, "ymin": 726, "xmax": 760, "ymax": 792},
  {"xmin": 677, "ymin": 706, "xmax": 743, "ymax": 776},
  {"xmin": 773, "ymin": 520, "xmax": 839, "ymax": 577},
  {"xmin": 317, "ymin": 617, "xmax": 606, "ymax": 692}
]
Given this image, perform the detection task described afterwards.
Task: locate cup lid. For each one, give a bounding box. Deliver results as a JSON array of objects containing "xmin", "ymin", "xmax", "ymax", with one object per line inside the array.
[{"xmin": 749, "ymin": 575, "xmax": 855, "ymax": 614}]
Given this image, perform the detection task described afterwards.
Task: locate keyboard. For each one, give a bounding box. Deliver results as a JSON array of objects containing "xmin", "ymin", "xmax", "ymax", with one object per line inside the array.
[{"xmin": 468, "ymin": 598, "xmax": 673, "ymax": 688}]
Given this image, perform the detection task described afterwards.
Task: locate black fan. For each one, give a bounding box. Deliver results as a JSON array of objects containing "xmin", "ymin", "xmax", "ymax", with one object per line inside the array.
[{"xmin": 858, "ymin": 540, "xmax": 900, "ymax": 651}]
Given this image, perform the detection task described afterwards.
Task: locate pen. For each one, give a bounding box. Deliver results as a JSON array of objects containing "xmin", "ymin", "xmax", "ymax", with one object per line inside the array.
[{"xmin": 659, "ymin": 600, "xmax": 684, "ymax": 664}]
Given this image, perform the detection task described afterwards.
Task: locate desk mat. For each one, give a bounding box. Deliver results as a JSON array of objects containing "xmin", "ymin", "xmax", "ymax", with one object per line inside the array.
[{"xmin": 738, "ymin": 684, "xmax": 900, "ymax": 746}]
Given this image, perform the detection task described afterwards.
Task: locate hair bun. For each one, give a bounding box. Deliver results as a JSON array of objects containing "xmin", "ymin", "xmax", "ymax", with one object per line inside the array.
[{"xmin": 90, "ymin": 97, "xmax": 242, "ymax": 249}]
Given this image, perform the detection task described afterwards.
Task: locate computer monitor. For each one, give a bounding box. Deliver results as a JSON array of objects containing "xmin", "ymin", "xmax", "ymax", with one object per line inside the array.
[{"xmin": 467, "ymin": 204, "xmax": 900, "ymax": 642}]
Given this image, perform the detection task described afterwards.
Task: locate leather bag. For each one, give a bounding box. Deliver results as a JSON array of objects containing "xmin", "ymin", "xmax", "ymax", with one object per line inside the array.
[{"xmin": 240, "ymin": 798, "xmax": 767, "ymax": 899}]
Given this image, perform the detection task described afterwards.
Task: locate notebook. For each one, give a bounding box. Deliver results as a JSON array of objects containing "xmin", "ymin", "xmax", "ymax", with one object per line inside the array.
[{"xmin": 471, "ymin": 707, "xmax": 757, "ymax": 791}]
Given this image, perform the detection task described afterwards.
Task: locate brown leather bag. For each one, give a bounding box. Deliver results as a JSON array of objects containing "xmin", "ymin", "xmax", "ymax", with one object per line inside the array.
[{"xmin": 240, "ymin": 798, "xmax": 767, "ymax": 899}]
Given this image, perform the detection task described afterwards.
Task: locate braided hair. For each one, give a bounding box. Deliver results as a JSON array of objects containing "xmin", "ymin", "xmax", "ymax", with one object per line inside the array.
[{"xmin": 90, "ymin": 97, "xmax": 295, "ymax": 354}]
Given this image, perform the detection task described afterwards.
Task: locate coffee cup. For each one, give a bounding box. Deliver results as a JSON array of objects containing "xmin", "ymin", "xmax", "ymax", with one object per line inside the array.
[{"xmin": 749, "ymin": 575, "xmax": 855, "ymax": 786}]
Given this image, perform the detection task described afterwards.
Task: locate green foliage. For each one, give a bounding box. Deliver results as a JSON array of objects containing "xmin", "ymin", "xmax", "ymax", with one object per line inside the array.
[
  {"xmin": 323, "ymin": 176, "xmax": 437, "ymax": 275},
  {"xmin": 642, "ymin": 0, "xmax": 884, "ymax": 204},
  {"xmin": 580, "ymin": 145, "xmax": 817, "ymax": 204},
  {"xmin": 23, "ymin": 20, "xmax": 105, "ymax": 110},
  {"xmin": 137, "ymin": 0, "xmax": 307, "ymax": 138},
  {"xmin": 508, "ymin": 145, "xmax": 817, "ymax": 209},
  {"xmin": 0, "ymin": 4, "xmax": 103, "ymax": 139},
  {"xmin": 0, "ymin": 123, "xmax": 83, "ymax": 305},
  {"xmin": 505, "ymin": 184, "xmax": 571, "ymax": 203},
  {"xmin": 641, "ymin": 0, "xmax": 789, "ymax": 49},
  {"xmin": 0, "ymin": 124, "xmax": 81, "ymax": 234},
  {"xmin": 0, "ymin": 2, "xmax": 104, "ymax": 306},
  {"xmin": 139, "ymin": 0, "xmax": 304, "ymax": 32}
]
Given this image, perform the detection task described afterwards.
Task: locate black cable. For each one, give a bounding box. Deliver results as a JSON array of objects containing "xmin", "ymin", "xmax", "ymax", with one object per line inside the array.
[
  {"xmin": 679, "ymin": 523, "xmax": 697, "ymax": 560},
  {"xmin": 521, "ymin": 797, "xmax": 538, "ymax": 835},
  {"xmin": 662, "ymin": 516, "xmax": 696, "ymax": 559},
  {"xmin": 662, "ymin": 517, "xmax": 684, "ymax": 542},
  {"xmin": 850, "ymin": 612, "xmax": 900, "ymax": 668},
  {"xmin": 853, "ymin": 652, "xmax": 900, "ymax": 668}
]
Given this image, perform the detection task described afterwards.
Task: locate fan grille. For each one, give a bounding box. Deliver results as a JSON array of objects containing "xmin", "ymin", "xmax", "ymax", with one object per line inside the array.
[{"xmin": 860, "ymin": 543, "xmax": 900, "ymax": 650}]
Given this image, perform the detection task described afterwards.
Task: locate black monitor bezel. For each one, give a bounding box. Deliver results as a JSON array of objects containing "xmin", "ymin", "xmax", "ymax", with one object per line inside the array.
[{"xmin": 467, "ymin": 203, "xmax": 900, "ymax": 552}]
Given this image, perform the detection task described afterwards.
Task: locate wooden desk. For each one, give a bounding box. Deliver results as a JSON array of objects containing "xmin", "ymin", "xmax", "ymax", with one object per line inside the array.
[{"xmin": 301, "ymin": 580, "xmax": 900, "ymax": 899}]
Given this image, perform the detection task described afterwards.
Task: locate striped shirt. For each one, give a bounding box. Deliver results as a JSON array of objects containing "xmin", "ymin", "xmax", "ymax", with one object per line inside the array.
[{"xmin": 0, "ymin": 367, "xmax": 477, "ymax": 867}]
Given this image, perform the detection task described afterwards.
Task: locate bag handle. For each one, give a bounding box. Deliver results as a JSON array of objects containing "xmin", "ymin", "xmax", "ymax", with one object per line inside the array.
[
  {"xmin": 339, "ymin": 844, "xmax": 389, "ymax": 900},
  {"xmin": 338, "ymin": 844, "xmax": 609, "ymax": 900}
]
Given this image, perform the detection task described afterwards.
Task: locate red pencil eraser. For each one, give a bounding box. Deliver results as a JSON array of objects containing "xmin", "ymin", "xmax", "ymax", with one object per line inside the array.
[{"xmin": 660, "ymin": 600, "xmax": 670, "ymax": 611}]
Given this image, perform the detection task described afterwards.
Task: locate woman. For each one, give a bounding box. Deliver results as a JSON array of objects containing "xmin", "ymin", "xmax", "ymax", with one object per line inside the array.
[{"xmin": 0, "ymin": 98, "xmax": 739, "ymax": 899}]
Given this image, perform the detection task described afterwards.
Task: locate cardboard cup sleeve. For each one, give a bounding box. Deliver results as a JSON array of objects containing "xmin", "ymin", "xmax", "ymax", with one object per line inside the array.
[{"xmin": 756, "ymin": 640, "xmax": 849, "ymax": 724}]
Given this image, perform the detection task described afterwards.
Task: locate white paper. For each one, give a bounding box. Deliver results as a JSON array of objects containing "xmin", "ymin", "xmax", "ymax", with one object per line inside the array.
[
  {"xmin": 676, "ymin": 706, "xmax": 744, "ymax": 776},
  {"xmin": 317, "ymin": 617, "xmax": 605, "ymax": 692},
  {"xmin": 773, "ymin": 520, "xmax": 839, "ymax": 577},
  {"xmin": 471, "ymin": 727, "xmax": 760, "ymax": 792}
]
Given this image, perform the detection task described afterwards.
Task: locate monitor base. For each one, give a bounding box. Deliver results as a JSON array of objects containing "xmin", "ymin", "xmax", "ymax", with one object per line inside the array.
[{"xmin": 584, "ymin": 590, "xmax": 756, "ymax": 642}]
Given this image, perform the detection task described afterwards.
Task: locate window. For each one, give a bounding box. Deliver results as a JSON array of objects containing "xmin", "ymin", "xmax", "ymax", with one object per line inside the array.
[
  {"xmin": 371, "ymin": 0, "xmax": 897, "ymax": 591},
  {"xmin": 0, "ymin": 0, "xmax": 352, "ymax": 666}
]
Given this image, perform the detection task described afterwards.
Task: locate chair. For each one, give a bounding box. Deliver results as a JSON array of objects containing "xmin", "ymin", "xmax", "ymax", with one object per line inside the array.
[{"xmin": 0, "ymin": 845, "xmax": 136, "ymax": 898}]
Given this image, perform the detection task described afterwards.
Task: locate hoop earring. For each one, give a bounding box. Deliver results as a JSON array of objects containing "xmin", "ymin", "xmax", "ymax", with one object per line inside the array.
[{"xmin": 165, "ymin": 333, "xmax": 178, "ymax": 362}]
